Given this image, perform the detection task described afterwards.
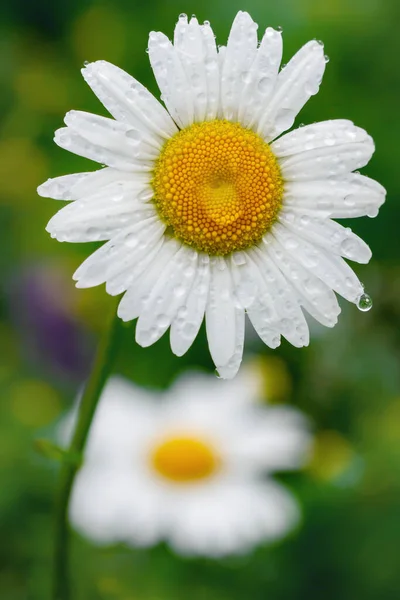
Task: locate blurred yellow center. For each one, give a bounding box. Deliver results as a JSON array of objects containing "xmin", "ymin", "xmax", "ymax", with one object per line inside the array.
[
  {"xmin": 150, "ymin": 435, "xmax": 219, "ymax": 483},
  {"xmin": 152, "ymin": 120, "xmax": 283, "ymax": 255}
]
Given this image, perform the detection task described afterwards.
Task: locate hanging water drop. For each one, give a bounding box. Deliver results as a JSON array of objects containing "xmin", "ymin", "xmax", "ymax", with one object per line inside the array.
[{"xmin": 357, "ymin": 293, "xmax": 373, "ymax": 312}]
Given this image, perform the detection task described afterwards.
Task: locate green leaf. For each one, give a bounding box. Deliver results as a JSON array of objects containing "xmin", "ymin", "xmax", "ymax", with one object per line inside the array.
[{"xmin": 34, "ymin": 439, "xmax": 82, "ymax": 467}]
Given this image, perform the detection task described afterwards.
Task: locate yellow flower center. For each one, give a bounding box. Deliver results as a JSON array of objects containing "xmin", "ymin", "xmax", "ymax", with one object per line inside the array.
[
  {"xmin": 150, "ymin": 435, "xmax": 219, "ymax": 483},
  {"xmin": 152, "ymin": 120, "xmax": 283, "ymax": 255}
]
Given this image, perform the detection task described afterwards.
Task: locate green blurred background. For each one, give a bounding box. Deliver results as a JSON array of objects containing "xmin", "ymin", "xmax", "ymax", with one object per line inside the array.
[{"xmin": 1, "ymin": 0, "xmax": 400, "ymax": 598}]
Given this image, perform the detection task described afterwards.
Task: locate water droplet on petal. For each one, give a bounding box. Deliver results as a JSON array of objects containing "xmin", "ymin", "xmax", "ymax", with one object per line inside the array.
[
  {"xmin": 156, "ymin": 314, "xmax": 170, "ymax": 328},
  {"xmin": 126, "ymin": 129, "xmax": 141, "ymax": 143},
  {"xmin": 357, "ymin": 293, "xmax": 373, "ymax": 312}
]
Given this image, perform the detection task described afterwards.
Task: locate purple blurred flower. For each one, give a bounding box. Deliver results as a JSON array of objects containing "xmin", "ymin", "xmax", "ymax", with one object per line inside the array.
[{"xmin": 9, "ymin": 263, "xmax": 93, "ymax": 383}]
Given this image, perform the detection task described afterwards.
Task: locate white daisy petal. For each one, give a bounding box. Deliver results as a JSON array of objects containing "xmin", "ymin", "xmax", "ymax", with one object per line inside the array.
[
  {"xmin": 73, "ymin": 217, "xmax": 165, "ymax": 289},
  {"xmin": 271, "ymin": 119, "xmax": 367, "ymax": 156},
  {"xmin": 117, "ymin": 239, "xmax": 181, "ymax": 322},
  {"xmin": 69, "ymin": 467, "xmax": 133, "ymax": 545},
  {"xmin": 266, "ymin": 234, "xmax": 340, "ymax": 327},
  {"xmin": 283, "ymin": 174, "xmax": 386, "ymax": 219},
  {"xmin": 64, "ymin": 110, "xmax": 160, "ymax": 158},
  {"xmin": 221, "ymin": 11, "xmax": 258, "ymax": 121},
  {"xmin": 201, "ymin": 21, "xmax": 220, "ymax": 120},
  {"xmin": 238, "ymin": 27, "xmax": 283, "ymax": 128},
  {"xmin": 215, "ymin": 307, "xmax": 245, "ymax": 380},
  {"xmin": 170, "ymin": 254, "xmax": 210, "ymax": 357},
  {"xmin": 148, "ymin": 31, "xmax": 194, "ymax": 128},
  {"xmin": 173, "ymin": 16, "xmax": 209, "ymax": 122},
  {"xmin": 105, "ymin": 234, "xmax": 165, "ymax": 296},
  {"xmin": 232, "ymin": 405, "xmax": 312, "ymax": 471},
  {"xmin": 231, "ymin": 253, "xmax": 282, "ymax": 348},
  {"xmin": 38, "ymin": 172, "xmax": 92, "ymax": 200},
  {"xmin": 272, "ymin": 222, "xmax": 364, "ymax": 302},
  {"xmin": 169, "ymin": 480, "xmax": 299, "ymax": 557},
  {"xmin": 246, "ymin": 301, "xmax": 281, "ymax": 349},
  {"xmin": 54, "ymin": 127, "xmax": 153, "ymax": 172},
  {"xmin": 228, "ymin": 252, "xmax": 259, "ymax": 309},
  {"xmin": 258, "ymin": 40, "xmax": 326, "ymax": 141},
  {"xmin": 82, "ymin": 60, "xmax": 177, "ymax": 139},
  {"xmin": 250, "ymin": 248, "xmax": 310, "ymax": 347},
  {"xmin": 38, "ymin": 168, "xmax": 149, "ymax": 201},
  {"xmin": 205, "ymin": 258, "xmax": 237, "ymax": 367},
  {"xmin": 279, "ymin": 137, "xmax": 375, "ymax": 181},
  {"xmin": 279, "ymin": 211, "xmax": 372, "ymax": 264},
  {"xmin": 46, "ymin": 186, "xmax": 156, "ymax": 242},
  {"xmin": 135, "ymin": 246, "xmax": 198, "ymax": 347}
]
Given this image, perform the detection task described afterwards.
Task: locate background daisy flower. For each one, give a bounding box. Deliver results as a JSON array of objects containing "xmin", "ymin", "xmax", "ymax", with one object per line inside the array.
[
  {"xmin": 65, "ymin": 367, "xmax": 312, "ymax": 557},
  {"xmin": 38, "ymin": 11, "xmax": 386, "ymax": 378}
]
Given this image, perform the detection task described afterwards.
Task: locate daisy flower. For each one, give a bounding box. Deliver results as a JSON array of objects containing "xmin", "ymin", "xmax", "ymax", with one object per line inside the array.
[
  {"xmin": 38, "ymin": 12, "xmax": 386, "ymax": 379},
  {"xmin": 66, "ymin": 368, "xmax": 311, "ymax": 557}
]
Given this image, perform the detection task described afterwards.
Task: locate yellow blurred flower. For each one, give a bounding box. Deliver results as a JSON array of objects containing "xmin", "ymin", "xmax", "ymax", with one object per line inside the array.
[
  {"xmin": 10, "ymin": 379, "xmax": 62, "ymax": 428},
  {"xmin": 308, "ymin": 429, "xmax": 354, "ymax": 481},
  {"xmin": 0, "ymin": 138, "xmax": 48, "ymax": 204},
  {"xmin": 246, "ymin": 355, "xmax": 292, "ymax": 403},
  {"xmin": 71, "ymin": 6, "xmax": 128, "ymax": 64}
]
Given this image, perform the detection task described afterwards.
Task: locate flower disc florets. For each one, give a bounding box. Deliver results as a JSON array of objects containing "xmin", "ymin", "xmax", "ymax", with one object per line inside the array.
[{"xmin": 152, "ymin": 120, "xmax": 283, "ymax": 255}]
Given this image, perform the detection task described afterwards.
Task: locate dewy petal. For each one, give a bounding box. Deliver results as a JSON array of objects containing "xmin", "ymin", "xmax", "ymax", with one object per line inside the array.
[
  {"xmin": 64, "ymin": 110, "xmax": 160, "ymax": 158},
  {"xmin": 215, "ymin": 307, "xmax": 245, "ymax": 380},
  {"xmin": 170, "ymin": 254, "xmax": 210, "ymax": 357},
  {"xmin": 205, "ymin": 258, "xmax": 237, "ymax": 367},
  {"xmin": 229, "ymin": 251, "xmax": 283, "ymax": 348},
  {"xmin": 282, "ymin": 174, "xmax": 386, "ymax": 219},
  {"xmin": 238, "ymin": 27, "xmax": 283, "ymax": 128},
  {"xmin": 37, "ymin": 168, "xmax": 149, "ymax": 201},
  {"xmin": 82, "ymin": 60, "xmax": 177, "ymax": 140},
  {"xmin": 73, "ymin": 217, "xmax": 165, "ymax": 289},
  {"xmin": 46, "ymin": 185, "xmax": 156, "ymax": 242},
  {"xmin": 201, "ymin": 21, "xmax": 220, "ymax": 120},
  {"xmin": 279, "ymin": 137, "xmax": 375, "ymax": 181},
  {"xmin": 272, "ymin": 222, "xmax": 363, "ymax": 303},
  {"xmin": 135, "ymin": 246, "xmax": 198, "ymax": 347},
  {"xmin": 278, "ymin": 211, "xmax": 372, "ymax": 264},
  {"xmin": 106, "ymin": 234, "xmax": 165, "ymax": 296},
  {"xmin": 54, "ymin": 127, "xmax": 153, "ymax": 172},
  {"xmin": 229, "ymin": 252, "xmax": 259, "ymax": 309},
  {"xmin": 241, "ymin": 254, "xmax": 284, "ymax": 348},
  {"xmin": 148, "ymin": 31, "xmax": 194, "ymax": 128},
  {"xmin": 258, "ymin": 40, "xmax": 326, "ymax": 141},
  {"xmin": 38, "ymin": 172, "xmax": 92, "ymax": 200},
  {"xmin": 117, "ymin": 239, "xmax": 181, "ymax": 322},
  {"xmin": 271, "ymin": 119, "xmax": 367, "ymax": 156},
  {"xmin": 250, "ymin": 247, "xmax": 310, "ymax": 347},
  {"xmin": 173, "ymin": 16, "xmax": 215, "ymax": 123},
  {"xmin": 221, "ymin": 11, "xmax": 258, "ymax": 121},
  {"xmin": 267, "ymin": 234, "xmax": 340, "ymax": 327}
]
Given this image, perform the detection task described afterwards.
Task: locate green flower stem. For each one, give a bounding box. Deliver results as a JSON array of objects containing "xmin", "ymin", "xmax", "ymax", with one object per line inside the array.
[{"xmin": 52, "ymin": 306, "xmax": 122, "ymax": 600}]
